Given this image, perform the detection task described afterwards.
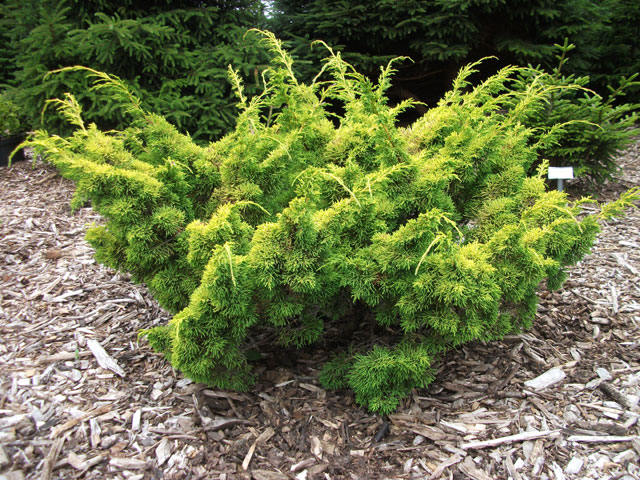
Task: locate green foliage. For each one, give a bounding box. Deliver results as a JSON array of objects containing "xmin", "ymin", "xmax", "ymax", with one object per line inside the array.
[
  {"xmin": 577, "ymin": 0, "xmax": 640, "ymax": 102},
  {"xmin": 0, "ymin": 0, "xmax": 267, "ymax": 141},
  {"xmin": 25, "ymin": 33, "xmax": 638, "ymax": 414},
  {"xmin": 511, "ymin": 41, "xmax": 640, "ymax": 183},
  {"xmin": 0, "ymin": 93, "xmax": 23, "ymax": 136},
  {"xmin": 269, "ymin": 0, "xmax": 605, "ymax": 106}
]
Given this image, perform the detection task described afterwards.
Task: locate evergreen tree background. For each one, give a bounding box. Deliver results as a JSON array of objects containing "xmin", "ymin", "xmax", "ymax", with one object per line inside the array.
[
  {"xmin": 583, "ymin": 0, "xmax": 640, "ymax": 97},
  {"xmin": 1, "ymin": 0, "xmax": 638, "ymax": 142},
  {"xmin": 0, "ymin": 0, "xmax": 269, "ymax": 141},
  {"xmin": 269, "ymin": 0, "xmax": 639, "ymax": 107}
]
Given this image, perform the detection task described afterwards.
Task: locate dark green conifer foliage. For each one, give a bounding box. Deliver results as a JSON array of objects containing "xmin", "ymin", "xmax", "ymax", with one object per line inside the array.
[
  {"xmin": 24, "ymin": 33, "xmax": 638, "ymax": 414},
  {"xmin": 576, "ymin": 0, "xmax": 640, "ymax": 102},
  {"xmin": 0, "ymin": 0, "xmax": 267, "ymax": 141},
  {"xmin": 269, "ymin": 0, "xmax": 602, "ymax": 103},
  {"xmin": 510, "ymin": 42, "xmax": 639, "ymax": 183}
]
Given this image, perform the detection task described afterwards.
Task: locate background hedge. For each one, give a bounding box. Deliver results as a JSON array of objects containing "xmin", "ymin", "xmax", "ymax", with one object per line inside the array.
[
  {"xmin": 2, "ymin": 0, "xmax": 638, "ymax": 143},
  {"xmin": 0, "ymin": 0, "xmax": 268, "ymax": 141}
]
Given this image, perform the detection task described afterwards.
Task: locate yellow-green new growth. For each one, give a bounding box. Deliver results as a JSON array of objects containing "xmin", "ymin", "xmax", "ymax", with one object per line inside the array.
[{"xmin": 25, "ymin": 31, "xmax": 636, "ymax": 414}]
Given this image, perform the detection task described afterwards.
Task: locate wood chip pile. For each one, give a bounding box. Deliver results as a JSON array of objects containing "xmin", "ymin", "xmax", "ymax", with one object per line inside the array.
[{"xmin": 1, "ymin": 142, "xmax": 639, "ymax": 479}]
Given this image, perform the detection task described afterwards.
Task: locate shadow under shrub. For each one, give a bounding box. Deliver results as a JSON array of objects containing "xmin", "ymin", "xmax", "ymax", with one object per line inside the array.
[{"xmin": 24, "ymin": 32, "xmax": 638, "ymax": 414}]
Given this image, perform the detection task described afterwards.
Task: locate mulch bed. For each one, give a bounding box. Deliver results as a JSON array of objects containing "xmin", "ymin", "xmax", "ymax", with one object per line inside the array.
[{"xmin": 1, "ymin": 143, "xmax": 639, "ymax": 480}]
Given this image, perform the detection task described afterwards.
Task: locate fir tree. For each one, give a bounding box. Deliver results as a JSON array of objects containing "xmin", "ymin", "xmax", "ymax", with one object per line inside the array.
[
  {"xmin": 509, "ymin": 41, "xmax": 639, "ymax": 183},
  {"xmin": 0, "ymin": 0, "xmax": 268, "ymax": 141},
  {"xmin": 269, "ymin": 0, "xmax": 603, "ymax": 106},
  {"xmin": 574, "ymin": 0, "xmax": 640, "ymax": 102}
]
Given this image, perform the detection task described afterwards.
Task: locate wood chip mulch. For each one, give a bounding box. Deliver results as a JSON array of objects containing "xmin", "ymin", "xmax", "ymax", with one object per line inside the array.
[{"xmin": 1, "ymin": 142, "xmax": 639, "ymax": 480}]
